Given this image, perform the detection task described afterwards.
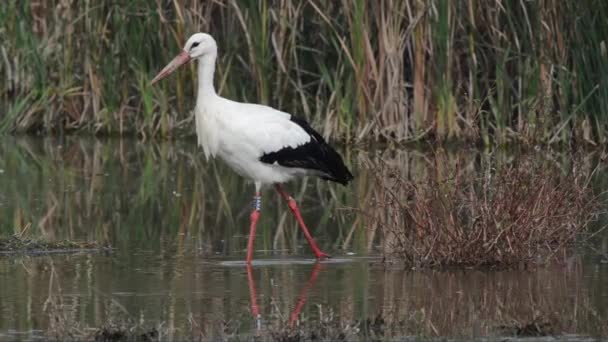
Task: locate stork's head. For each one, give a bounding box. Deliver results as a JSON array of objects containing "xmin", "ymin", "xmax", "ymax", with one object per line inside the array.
[
  {"xmin": 151, "ymin": 33, "xmax": 217, "ymax": 84},
  {"xmin": 184, "ymin": 33, "xmax": 217, "ymax": 59}
]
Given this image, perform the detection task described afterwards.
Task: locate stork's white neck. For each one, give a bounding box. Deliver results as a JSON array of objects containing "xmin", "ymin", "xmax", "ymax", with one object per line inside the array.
[
  {"xmin": 196, "ymin": 53, "xmax": 217, "ymax": 102},
  {"xmin": 193, "ymin": 51, "xmax": 220, "ymax": 160}
]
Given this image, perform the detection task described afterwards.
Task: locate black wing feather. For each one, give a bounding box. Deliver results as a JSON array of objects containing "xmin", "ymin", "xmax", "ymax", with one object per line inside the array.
[{"xmin": 259, "ymin": 117, "xmax": 353, "ymax": 185}]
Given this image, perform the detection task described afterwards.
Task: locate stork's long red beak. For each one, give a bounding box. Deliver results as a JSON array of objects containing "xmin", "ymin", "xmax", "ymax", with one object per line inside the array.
[{"xmin": 151, "ymin": 51, "xmax": 191, "ymax": 85}]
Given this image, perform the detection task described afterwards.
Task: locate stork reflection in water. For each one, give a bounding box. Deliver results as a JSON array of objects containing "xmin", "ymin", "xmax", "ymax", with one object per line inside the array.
[{"xmin": 246, "ymin": 263, "xmax": 322, "ymax": 330}]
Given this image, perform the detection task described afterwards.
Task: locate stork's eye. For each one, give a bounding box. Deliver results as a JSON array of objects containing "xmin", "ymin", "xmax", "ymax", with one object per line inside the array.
[{"xmin": 191, "ymin": 42, "xmax": 200, "ymax": 49}]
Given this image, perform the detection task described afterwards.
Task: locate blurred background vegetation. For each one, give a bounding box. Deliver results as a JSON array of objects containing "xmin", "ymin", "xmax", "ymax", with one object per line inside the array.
[{"xmin": 1, "ymin": 0, "xmax": 608, "ymax": 144}]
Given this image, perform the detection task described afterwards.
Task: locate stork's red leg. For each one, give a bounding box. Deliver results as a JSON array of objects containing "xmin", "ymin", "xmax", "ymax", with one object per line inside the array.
[
  {"xmin": 275, "ymin": 185, "xmax": 330, "ymax": 259},
  {"xmin": 246, "ymin": 192, "xmax": 261, "ymax": 264}
]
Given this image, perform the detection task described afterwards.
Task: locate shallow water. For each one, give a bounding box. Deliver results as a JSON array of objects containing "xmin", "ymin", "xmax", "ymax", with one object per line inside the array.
[{"xmin": 0, "ymin": 136, "xmax": 607, "ymax": 340}]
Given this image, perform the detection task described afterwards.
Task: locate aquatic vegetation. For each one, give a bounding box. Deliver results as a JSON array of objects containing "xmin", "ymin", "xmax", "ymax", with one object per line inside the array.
[
  {"xmin": 0, "ymin": 234, "xmax": 109, "ymax": 255},
  {"xmin": 363, "ymin": 154, "xmax": 602, "ymax": 267},
  {"xmin": 1, "ymin": 1, "xmax": 608, "ymax": 144}
]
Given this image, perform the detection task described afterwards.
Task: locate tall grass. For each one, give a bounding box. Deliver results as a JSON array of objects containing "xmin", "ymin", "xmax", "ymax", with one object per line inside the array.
[{"xmin": 1, "ymin": 0, "xmax": 608, "ymax": 144}]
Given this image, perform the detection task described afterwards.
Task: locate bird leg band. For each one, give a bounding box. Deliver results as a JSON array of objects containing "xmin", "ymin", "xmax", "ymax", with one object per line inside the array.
[{"xmin": 252, "ymin": 193, "xmax": 261, "ymax": 211}]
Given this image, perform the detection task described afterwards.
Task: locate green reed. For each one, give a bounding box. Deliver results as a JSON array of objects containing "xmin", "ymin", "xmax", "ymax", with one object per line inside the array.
[{"xmin": 1, "ymin": 0, "xmax": 608, "ymax": 145}]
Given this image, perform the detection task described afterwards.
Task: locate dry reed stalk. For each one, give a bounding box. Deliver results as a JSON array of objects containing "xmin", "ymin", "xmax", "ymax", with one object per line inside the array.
[{"xmin": 362, "ymin": 155, "xmax": 600, "ymax": 268}]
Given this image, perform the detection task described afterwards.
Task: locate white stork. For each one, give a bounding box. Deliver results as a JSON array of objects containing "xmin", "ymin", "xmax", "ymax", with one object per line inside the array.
[{"xmin": 151, "ymin": 33, "xmax": 353, "ymax": 263}]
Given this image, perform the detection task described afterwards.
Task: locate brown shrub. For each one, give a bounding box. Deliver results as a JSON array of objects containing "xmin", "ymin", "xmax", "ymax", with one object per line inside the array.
[{"xmin": 363, "ymin": 156, "xmax": 601, "ymax": 268}]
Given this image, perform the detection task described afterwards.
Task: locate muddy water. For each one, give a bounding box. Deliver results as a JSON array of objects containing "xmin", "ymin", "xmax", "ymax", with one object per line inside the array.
[{"xmin": 0, "ymin": 137, "xmax": 607, "ymax": 340}]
